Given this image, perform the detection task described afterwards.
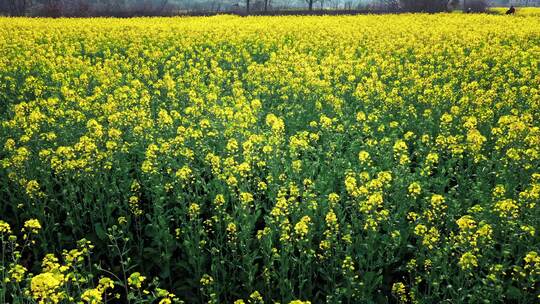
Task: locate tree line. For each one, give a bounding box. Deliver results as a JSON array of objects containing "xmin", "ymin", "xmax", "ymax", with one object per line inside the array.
[{"xmin": 0, "ymin": 0, "xmax": 497, "ymax": 18}]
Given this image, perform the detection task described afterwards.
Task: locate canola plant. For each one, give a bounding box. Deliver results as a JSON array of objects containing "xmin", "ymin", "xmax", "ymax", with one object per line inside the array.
[{"xmin": 0, "ymin": 14, "xmax": 539, "ymax": 303}]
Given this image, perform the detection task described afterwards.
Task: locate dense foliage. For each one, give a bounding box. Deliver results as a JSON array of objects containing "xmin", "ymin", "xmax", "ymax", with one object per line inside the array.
[{"xmin": 1, "ymin": 14, "xmax": 540, "ymax": 303}]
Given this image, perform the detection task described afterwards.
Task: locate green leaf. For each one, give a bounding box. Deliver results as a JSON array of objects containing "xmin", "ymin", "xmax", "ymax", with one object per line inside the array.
[{"xmin": 95, "ymin": 223, "xmax": 107, "ymax": 240}]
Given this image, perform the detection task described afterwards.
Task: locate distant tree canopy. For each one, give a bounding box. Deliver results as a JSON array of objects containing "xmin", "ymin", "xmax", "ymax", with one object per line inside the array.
[
  {"xmin": 0, "ymin": 0, "xmax": 180, "ymax": 16},
  {"xmin": 0, "ymin": 0, "xmax": 33, "ymax": 16},
  {"xmin": 399, "ymin": 0, "xmax": 447, "ymax": 12},
  {"xmin": 464, "ymin": 0, "xmax": 489, "ymax": 12},
  {"xmin": 0, "ymin": 0, "xmax": 496, "ymax": 16}
]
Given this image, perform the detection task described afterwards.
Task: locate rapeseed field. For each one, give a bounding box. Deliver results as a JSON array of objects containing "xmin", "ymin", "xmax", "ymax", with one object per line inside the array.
[{"xmin": 1, "ymin": 14, "xmax": 539, "ymax": 303}]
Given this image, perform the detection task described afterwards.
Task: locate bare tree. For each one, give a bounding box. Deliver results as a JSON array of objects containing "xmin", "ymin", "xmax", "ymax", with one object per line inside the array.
[
  {"xmin": 7, "ymin": 0, "xmax": 32, "ymax": 15},
  {"xmin": 306, "ymin": 0, "xmax": 316, "ymax": 10},
  {"xmin": 157, "ymin": 0, "xmax": 168, "ymax": 13},
  {"xmin": 448, "ymin": 0, "xmax": 460, "ymax": 10}
]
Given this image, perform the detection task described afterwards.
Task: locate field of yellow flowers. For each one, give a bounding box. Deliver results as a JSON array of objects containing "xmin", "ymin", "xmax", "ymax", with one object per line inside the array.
[
  {"xmin": 490, "ymin": 7, "xmax": 540, "ymax": 16},
  {"xmin": 1, "ymin": 14, "xmax": 539, "ymax": 303}
]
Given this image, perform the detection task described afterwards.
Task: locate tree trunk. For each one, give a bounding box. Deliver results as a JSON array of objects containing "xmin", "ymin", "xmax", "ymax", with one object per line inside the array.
[
  {"xmin": 246, "ymin": 0, "xmax": 250, "ymax": 13},
  {"xmin": 309, "ymin": 0, "xmax": 313, "ymax": 10}
]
